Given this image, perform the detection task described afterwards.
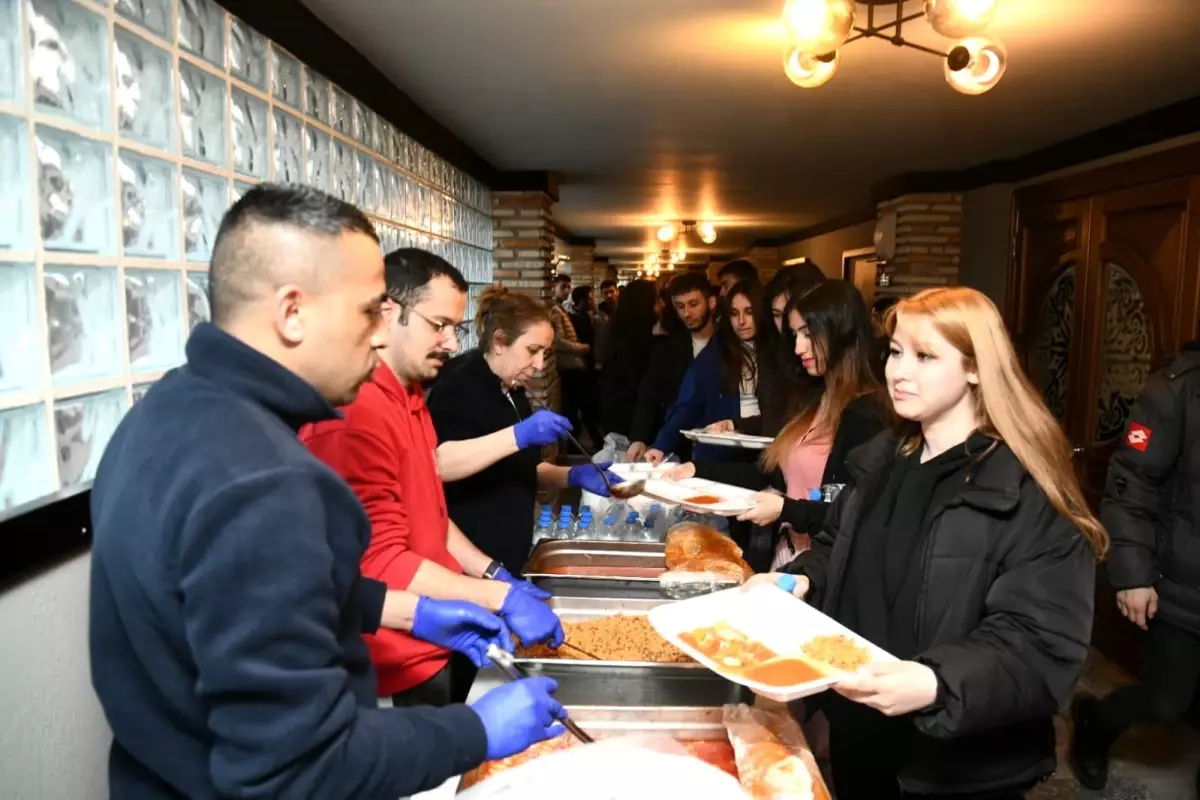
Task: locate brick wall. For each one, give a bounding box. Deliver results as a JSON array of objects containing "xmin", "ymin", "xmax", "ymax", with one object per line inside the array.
[
  {"xmin": 876, "ymin": 193, "xmax": 963, "ymax": 298},
  {"xmin": 492, "ymin": 190, "xmax": 560, "ymax": 411},
  {"xmin": 566, "ymin": 244, "xmax": 597, "ymax": 289}
]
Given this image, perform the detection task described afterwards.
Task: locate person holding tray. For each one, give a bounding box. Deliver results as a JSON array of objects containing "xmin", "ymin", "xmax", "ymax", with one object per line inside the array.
[
  {"xmin": 427, "ymin": 286, "xmax": 622, "ymax": 576},
  {"xmin": 665, "ymin": 280, "xmax": 889, "ymax": 570},
  {"xmin": 754, "ymin": 286, "xmax": 1105, "ymax": 799},
  {"xmin": 643, "ymin": 280, "xmax": 766, "ymax": 465}
]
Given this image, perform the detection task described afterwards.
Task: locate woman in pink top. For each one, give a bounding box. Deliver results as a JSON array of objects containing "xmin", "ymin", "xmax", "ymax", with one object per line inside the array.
[{"xmin": 667, "ymin": 281, "xmax": 889, "ymax": 568}]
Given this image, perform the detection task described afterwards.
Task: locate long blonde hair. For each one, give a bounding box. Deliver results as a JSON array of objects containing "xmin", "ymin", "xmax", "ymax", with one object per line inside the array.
[{"xmin": 887, "ymin": 287, "xmax": 1108, "ymax": 558}]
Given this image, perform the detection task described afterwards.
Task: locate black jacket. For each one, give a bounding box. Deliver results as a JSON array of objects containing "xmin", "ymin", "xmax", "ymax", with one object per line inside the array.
[
  {"xmin": 89, "ymin": 324, "xmax": 486, "ymax": 800},
  {"xmin": 599, "ymin": 333, "xmax": 662, "ymax": 437},
  {"xmin": 695, "ymin": 393, "xmax": 890, "ymax": 533},
  {"xmin": 428, "ymin": 350, "xmax": 543, "ymax": 576},
  {"xmin": 629, "ymin": 332, "xmax": 706, "ymax": 446},
  {"xmin": 1101, "ymin": 341, "xmax": 1200, "ymax": 634},
  {"xmin": 786, "ymin": 431, "xmax": 1096, "ymax": 795}
]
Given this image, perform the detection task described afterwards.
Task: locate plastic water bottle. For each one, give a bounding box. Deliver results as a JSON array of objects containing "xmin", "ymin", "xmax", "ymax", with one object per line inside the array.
[
  {"xmin": 620, "ymin": 511, "xmax": 641, "ymax": 542},
  {"xmin": 554, "ymin": 507, "xmax": 574, "ymax": 540},
  {"xmin": 574, "ymin": 512, "xmax": 594, "ymax": 540},
  {"xmin": 598, "ymin": 511, "xmax": 620, "ymax": 541},
  {"xmin": 531, "ymin": 507, "xmax": 554, "ymax": 546},
  {"xmin": 650, "ymin": 504, "xmax": 671, "ymax": 542}
]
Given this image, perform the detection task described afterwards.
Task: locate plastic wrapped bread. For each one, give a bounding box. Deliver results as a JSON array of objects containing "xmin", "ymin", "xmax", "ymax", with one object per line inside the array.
[
  {"xmin": 663, "ymin": 523, "xmax": 754, "ymax": 583},
  {"xmin": 722, "ymin": 705, "xmax": 831, "ymax": 800}
]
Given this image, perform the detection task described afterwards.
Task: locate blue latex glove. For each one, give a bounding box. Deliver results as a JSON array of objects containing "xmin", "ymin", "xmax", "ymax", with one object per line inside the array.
[
  {"xmin": 472, "ymin": 676, "xmax": 566, "ymax": 760},
  {"xmin": 499, "ymin": 586, "xmax": 565, "ymax": 648},
  {"xmin": 411, "ymin": 597, "xmax": 513, "ymax": 668},
  {"xmin": 514, "ymin": 409, "xmax": 572, "ymax": 449},
  {"xmin": 494, "ymin": 566, "xmax": 552, "ymax": 601},
  {"xmin": 567, "ymin": 462, "xmax": 623, "ymax": 497}
]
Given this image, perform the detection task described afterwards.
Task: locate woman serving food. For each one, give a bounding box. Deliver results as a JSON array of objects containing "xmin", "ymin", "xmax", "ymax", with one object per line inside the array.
[{"xmin": 427, "ymin": 286, "xmax": 622, "ymax": 575}]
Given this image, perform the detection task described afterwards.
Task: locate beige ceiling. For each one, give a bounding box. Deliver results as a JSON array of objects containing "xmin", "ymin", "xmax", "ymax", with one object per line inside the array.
[{"xmin": 299, "ymin": 0, "xmax": 1200, "ymax": 260}]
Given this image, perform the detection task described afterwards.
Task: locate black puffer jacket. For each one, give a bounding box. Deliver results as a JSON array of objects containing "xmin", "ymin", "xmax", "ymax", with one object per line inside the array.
[
  {"xmin": 787, "ymin": 431, "xmax": 1097, "ymax": 795},
  {"xmin": 1101, "ymin": 340, "xmax": 1200, "ymax": 635}
]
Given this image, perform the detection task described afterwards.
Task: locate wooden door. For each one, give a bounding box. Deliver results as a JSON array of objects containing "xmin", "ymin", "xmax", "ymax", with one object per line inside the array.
[{"xmin": 1012, "ymin": 163, "xmax": 1200, "ymax": 675}]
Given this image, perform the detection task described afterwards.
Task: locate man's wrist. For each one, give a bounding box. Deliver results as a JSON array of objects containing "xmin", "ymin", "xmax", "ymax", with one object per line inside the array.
[
  {"xmin": 381, "ymin": 591, "xmax": 419, "ymax": 631},
  {"xmin": 481, "ymin": 579, "xmax": 510, "ymax": 613}
]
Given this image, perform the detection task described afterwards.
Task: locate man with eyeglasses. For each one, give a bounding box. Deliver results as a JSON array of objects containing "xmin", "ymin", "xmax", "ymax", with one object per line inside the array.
[{"xmin": 301, "ymin": 248, "xmax": 563, "ymax": 709}]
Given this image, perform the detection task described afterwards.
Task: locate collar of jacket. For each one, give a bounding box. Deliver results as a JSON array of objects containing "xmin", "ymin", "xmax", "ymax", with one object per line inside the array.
[
  {"xmin": 846, "ymin": 429, "xmax": 1026, "ymax": 515},
  {"xmin": 186, "ymin": 322, "xmax": 339, "ymax": 431},
  {"xmin": 1167, "ymin": 341, "xmax": 1200, "ymax": 379}
]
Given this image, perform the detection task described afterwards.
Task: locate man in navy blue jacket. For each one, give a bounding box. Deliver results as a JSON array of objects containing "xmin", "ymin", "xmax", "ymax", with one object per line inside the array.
[{"xmin": 89, "ymin": 185, "xmax": 564, "ymax": 799}]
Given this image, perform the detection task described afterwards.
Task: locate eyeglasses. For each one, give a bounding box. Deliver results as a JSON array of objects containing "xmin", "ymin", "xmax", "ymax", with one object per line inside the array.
[{"xmin": 407, "ymin": 307, "xmax": 470, "ymax": 342}]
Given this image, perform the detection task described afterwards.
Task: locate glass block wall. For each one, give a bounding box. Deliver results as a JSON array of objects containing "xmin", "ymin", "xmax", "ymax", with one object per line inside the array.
[{"xmin": 0, "ymin": 0, "xmax": 494, "ymax": 514}]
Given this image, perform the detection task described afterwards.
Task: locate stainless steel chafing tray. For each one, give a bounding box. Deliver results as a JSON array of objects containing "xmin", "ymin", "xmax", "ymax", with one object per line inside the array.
[
  {"xmin": 456, "ymin": 706, "xmax": 732, "ymax": 793},
  {"xmin": 523, "ymin": 540, "xmax": 667, "ymax": 598},
  {"xmin": 513, "ymin": 596, "xmax": 749, "ymax": 707}
]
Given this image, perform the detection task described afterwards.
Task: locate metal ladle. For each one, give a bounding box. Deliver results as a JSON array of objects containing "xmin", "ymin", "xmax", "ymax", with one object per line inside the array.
[{"xmin": 531, "ymin": 403, "xmax": 645, "ymax": 499}]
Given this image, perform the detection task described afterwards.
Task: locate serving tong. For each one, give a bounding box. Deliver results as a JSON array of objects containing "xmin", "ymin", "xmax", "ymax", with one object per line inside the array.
[{"xmin": 485, "ymin": 644, "xmax": 595, "ymax": 744}]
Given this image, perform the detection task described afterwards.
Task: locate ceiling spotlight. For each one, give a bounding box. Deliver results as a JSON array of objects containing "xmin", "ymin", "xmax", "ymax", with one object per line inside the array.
[
  {"xmin": 672, "ymin": 250, "xmax": 686, "ymax": 263},
  {"xmin": 782, "ymin": 0, "xmax": 856, "ymax": 56},
  {"xmin": 924, "ymin": 0, "xmax": 999, "ymax": 38},
  {"xmin": 697, "ymin": 222, "xmax": 718, "ymax": 244},
  {"xmin": 783, "ymin": 47, "xmax": 839, "ymax": 89},
  {"xmin": 656, "ymin": 224, "xmax": 677, "ymax": 243},
  {"xmin": 945, "ymin": 36, "xmax": 1007, "ymax": 95},
  {"xmin": 647, "ymin": 252, "xmax": 659, "ymax": 264}
]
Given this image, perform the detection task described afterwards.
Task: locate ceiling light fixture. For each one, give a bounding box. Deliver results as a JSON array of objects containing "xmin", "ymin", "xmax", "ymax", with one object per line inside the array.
[
  {"xmin": 651, "ymin": 219, "xmax": 718, "ymax": 250},
  {"xmin": 780, "ymin": 0, "xmax": 1006, "ymax": 95}
]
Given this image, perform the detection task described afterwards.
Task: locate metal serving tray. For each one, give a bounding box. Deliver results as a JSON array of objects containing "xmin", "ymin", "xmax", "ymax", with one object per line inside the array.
[
  {"xmin": 514, "ymin": 596, "xmax": 749, "ymax": 707},
  {"xmin": 524, "ymin": 541, "xmax": 668, "ymax": 598},
  {"xmin": 456, "ymin": 706, "xmax": 731, "ymax": 793},
  {"xmin": 524, "ymin": 541, "xmax": 666, "ymax": 580}
]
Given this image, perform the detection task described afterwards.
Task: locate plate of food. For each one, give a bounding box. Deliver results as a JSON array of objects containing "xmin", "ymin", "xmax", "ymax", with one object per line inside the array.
[
  {"xmin": 640, "ymin": 477, "xmax": 758, "ymax": 516},
  {"xmin": 647, "ymin": 584, "xmax": 894, "ymax": 702},
  {"xmin": 681, "ymin": 429, "xmax": 775, "ymax": 450}
]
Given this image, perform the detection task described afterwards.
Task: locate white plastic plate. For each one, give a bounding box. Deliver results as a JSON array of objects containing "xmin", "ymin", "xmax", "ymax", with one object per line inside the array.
[
  {"xmin": 609, "ymin": 462, "xmax": 675, "ymax": 481},
  {"xmin": 681, "ymin": 429, "xmax": 775, "ymax": 450},
  {"xmin": 640, "ymin": 477, "xmax": 757, "ymax": 516},
  {"xmin": 649, "ymin": 585, "xmax": 896, "ymax": 702}
]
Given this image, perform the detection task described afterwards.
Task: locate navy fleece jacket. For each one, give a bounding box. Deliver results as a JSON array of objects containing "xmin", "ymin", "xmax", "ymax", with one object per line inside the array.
[{"xmin": 89, "ymin": 323, "xmax": 487, "ymax": 799}]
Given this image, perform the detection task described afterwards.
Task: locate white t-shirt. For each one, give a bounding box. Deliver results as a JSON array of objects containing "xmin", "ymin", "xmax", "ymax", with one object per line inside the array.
[{"xmin": 691, "ymin": 334, "xmax": 708, "ymax": 358}]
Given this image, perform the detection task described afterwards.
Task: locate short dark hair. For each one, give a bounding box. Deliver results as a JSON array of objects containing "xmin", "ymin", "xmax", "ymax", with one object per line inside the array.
[
  {"xmin": 600, "ymin": 279, "xmax": 617, "ymax": 291},
  {"xmin": 667, "ymin": 271, "xmax": 711, "ymax": 300},
  {"xmin": 553, "ymin": 273, "xmax": 572, "ymax": 286},
  {"xmin": 717, "ymin": 260, "xmax": 758, "ymax": 284},
  {"xmin": 383, "ymin": 248, "xmax": 468, "ymax": 307},
  {"xmin": 209, "ymin": 183, "xmax": 378, "ymax": 325},
  {"xmin": 570, "ymin": 285, "xmax": 593, "ymax": 307}
]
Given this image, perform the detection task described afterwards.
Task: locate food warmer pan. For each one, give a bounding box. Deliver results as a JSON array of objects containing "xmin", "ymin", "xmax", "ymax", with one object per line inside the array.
[
  {"xmin": 513, "ymin": 595, "xmax": 750, "ymax": 707},
  {"xmin": 523, "ymin": 540, "xmax": 667, "ymax": 599}
]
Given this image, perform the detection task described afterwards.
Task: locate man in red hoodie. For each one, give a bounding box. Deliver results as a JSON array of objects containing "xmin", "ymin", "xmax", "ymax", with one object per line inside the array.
[{"xmin": 302, "ymin": 248, "xmax": 564, "ymax": 706}]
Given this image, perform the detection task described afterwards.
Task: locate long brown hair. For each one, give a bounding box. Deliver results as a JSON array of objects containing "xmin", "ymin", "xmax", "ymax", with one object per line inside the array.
[
  {"xmin": 887, "ymin": 287, "xmax": 1108, "ymax": 558},
  {"xmin": 716, "ymin": 279, "xmax": 764, "ymax": 395},
  {"xmin": 762, "ymin": 280, "xmax": 882, "ymax": 470},
  {"xmin": 476, "ymin": 284, "xmax": 551, "ymax": 349}
]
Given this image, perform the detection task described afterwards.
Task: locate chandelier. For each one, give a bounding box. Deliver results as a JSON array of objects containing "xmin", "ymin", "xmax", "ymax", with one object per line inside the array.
[
  {"xmin": 780, "ymin": 0, "xmax": 1006, "ymax": 95},
  {"xmin": 639, "ymin": 248, "xmax": 685, "ymax": 279}
]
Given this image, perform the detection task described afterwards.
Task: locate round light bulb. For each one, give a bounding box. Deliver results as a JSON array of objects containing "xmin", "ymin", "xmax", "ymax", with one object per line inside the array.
[
  {"xmin": 656, "ymin": 224, "xmax": 677, "ymax": 243},
  {"xmin": 698, "ymin": 222, "xmax": 717, "ymax": 244},
  {"xmin": 782, "ymin": 0, "xmax": 856, "ymax": 55},
  {"xmin": 782, "ymin": 47, "xmax": 839, "ymax": 88},
  {"xmin": 945, "ymin": 36, "xmax": 1006, "ymax": 95},
  {"xmin": 647, "ymin": 252, "xmax": 658, "ymax": 264},
  {"xmin": 924, "ymin": 0, "xmax": 999, "ymax": 39}
]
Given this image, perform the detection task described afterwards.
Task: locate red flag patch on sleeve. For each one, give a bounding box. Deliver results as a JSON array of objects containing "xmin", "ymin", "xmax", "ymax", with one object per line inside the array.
[{"xmin": 1127, "ymin": 423, "xmax": 1151, "ymax": 452}]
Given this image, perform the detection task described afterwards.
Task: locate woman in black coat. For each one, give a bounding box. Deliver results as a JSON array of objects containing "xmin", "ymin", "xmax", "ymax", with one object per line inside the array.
[
  {"xmin": 756, "ymin": 287, "xmax": 1106, "ymax": 799},
  {"xmin": 428, "ymin": 287, "xmax": 620, "ymax": 575}
]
